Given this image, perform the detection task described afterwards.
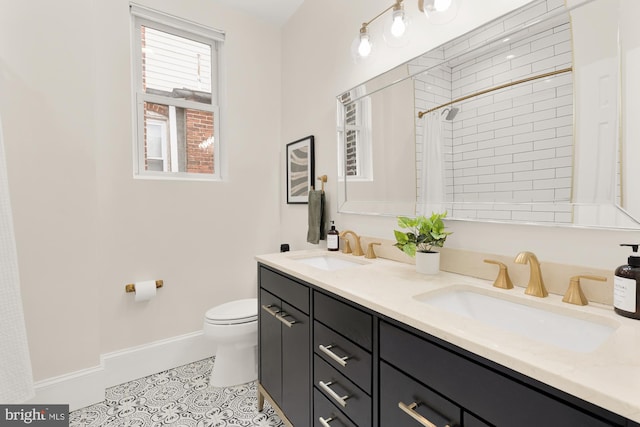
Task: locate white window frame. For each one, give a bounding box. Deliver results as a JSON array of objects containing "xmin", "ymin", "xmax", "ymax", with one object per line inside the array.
[
  {"xmin": 130, "ymin": 3, "xmax": 225, "ymax": 181},
  {"xmin": 337, "ymin": 92, "xmax": 373, "ymax": 182}
]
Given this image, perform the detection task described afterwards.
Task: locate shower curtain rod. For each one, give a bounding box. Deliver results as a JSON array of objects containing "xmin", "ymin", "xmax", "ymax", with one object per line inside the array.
[{"xmin": 417, "ymin": 67, "xmax": 573, "ymax": 119}]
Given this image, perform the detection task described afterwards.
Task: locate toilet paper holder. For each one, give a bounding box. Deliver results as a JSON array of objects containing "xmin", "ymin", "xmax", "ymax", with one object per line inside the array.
[{"xmin": 125, "ymin": 280, "xmax": 164, "ymax": 293}]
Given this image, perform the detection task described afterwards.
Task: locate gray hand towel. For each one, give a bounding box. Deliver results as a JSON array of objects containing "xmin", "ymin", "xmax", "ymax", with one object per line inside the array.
[{"xmin": 306, "ymin": 190, "xmax": 326, "ymax": 244}]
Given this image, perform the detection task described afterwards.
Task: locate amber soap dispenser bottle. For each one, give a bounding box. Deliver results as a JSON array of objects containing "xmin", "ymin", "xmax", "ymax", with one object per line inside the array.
[
  {"xmin": 614, "ymin": 244, "xmax": 640, "ymax": 320},
  {"xmin": 327, "ymin": 221, "xmax": 339, "ymax": 251}
]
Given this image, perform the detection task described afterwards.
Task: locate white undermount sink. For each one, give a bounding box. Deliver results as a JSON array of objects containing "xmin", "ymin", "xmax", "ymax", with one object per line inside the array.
[
  {"xmin": 414, "ymin": 286, "xmax": 618, "ymax": 353},
  {"xmin": 293, "ymin": 255, "xmax": 367, "ymax": 271}
]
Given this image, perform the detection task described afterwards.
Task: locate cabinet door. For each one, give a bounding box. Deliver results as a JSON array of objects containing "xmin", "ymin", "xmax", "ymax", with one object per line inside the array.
[
  {"xmin": 281, "ymin": 301, "xmax": 311, "ymax": 427},
  {"xmin": 380, "ymin": 361, "xmax": 461, "ymax": 427},
  {"xmin": 259, "ymin": 289, "xmax": 283, "ymax": 407}
]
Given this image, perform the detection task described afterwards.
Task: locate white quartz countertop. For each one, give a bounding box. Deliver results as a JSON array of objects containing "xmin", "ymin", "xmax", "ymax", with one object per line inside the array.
[{"xmin": 256, "ymin": 249, "xmax": 640, "ymax": 423}]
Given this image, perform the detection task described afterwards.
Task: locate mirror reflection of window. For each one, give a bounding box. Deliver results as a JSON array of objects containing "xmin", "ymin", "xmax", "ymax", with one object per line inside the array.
[{"xmin": 338, "ymin": 90, "xmax": 372, "ymax": 181}]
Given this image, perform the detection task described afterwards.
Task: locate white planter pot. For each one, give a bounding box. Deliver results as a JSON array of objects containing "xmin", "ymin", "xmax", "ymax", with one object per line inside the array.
[{"xmin": 415, "ymin": 251, "xmax": 440, "ymax": 275}]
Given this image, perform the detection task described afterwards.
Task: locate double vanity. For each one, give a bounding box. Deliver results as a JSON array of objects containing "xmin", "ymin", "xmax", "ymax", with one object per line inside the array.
[{"xmin": 256, "ymin": 250, "xmax": 640, "ymax": 427}]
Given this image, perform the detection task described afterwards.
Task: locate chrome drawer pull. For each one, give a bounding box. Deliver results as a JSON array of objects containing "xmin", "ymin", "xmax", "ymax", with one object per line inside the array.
[
  {"xmin": 398, "ymin": 401, "xmax": 450, "ymax": 427},
  {"xmin": 319, "ymin": 344, "xmax": 350, "ymax": 367},
  {"xmin": 276, "ymin": 312, "xmax": 297, "ymax": 328},
  {"xmin": 318, "ymin": 380, "xmax": 350, "ymax": 408},
  {"xmin": 319, "ymin": 416, "xmax": 334, "ymax": 427},
  {"xmin": 261, "ymin": 304, "xmax": 280, "ymax": 317}
]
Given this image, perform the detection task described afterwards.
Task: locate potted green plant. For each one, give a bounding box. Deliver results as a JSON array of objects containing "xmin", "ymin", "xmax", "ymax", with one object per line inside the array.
[{"xmin": 393, "ymin": 212, "xmax": 452, "ymax": 274}]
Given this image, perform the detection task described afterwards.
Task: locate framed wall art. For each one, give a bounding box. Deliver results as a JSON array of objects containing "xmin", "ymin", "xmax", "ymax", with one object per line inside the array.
[{"xmin": 286, "ymin": 135, "xmax": 315, "ymax": 204}]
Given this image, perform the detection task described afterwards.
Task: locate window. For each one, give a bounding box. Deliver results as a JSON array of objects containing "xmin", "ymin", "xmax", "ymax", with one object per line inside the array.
[
  {"xmin": 130, "ymin": 4, "xmax": 224, "ymax": 180},
  {"xmin": 337, "ymin": 89, "xmax": 372, "ymax": 181}
]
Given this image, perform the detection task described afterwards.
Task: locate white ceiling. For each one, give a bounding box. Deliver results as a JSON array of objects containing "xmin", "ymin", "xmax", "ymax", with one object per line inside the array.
[{"xmin": 214, "ymin": 0, "xmax": 305, "ymax": 25}]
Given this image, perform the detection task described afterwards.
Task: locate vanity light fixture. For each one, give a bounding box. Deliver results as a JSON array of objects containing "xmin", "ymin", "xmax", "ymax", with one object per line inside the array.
[{"xmin": 355, "ymin": 0, "xmax": 458, "ymax": 59}]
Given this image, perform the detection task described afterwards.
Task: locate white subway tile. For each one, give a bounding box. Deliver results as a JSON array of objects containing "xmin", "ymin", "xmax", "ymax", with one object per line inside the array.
[
  {"xmin": 495, "ymin": 161, "xmax": 533, "ymax": 173},
  {"xmin": 534, "ymin": 94, "xmax": 573, "ymax": 111},
  {"xmin": 461, "ymin": 130, "xmax": 495, "ymax": 144},
  {"xmin": 556, "ymin": 125, "xmax": 572, "ymax": 137},
  {"xmin": 459, "ymin": 77, "xmax": 495, "ymax": 97},
  {"xmin": 478, "ymin": 136, "xmax": 514, "ymax": 150},
  {"xmin": 478, "ymin": 154, "xmax": 513, "ymax": 166},
  {"xmin": 554, "ymin": 188, "xmax": 572, "ymax": 201},
  {"xmin": 494, "ymin": 104, "xmax": 533, "ymax": 120},
  {"xmin": 469, "ymin": 22, "xmax": 506, "ymax": 48},
  {"xmin": 478, "ymin": 173, "xmax": 513, "ymax": 184},
  {"xmin": 453, "ymin": 142, "xmax": 478, "ymax": 154},
  {"xmin": 478, "ymin": 117, "xmax": 514, "ymax": 133},
  {"xmin": 514, "ymin": 168, "xmax": 556, "ymax": 182},
  {"xmin": 460, "ymin": 57, "xmax": 494, "ymax": 78},
  {"xmin": 556, "ymin": 104, "xmax": 573, "ymax": 117},
  {"xmin": 463, "ymin": 148, "xmax": 496, "ymax": 160},
  {"xmin": 463, "ymin": 165, "xmax": 495, "ymax": 176},
  {"xmin": 514, "ymin": 148, "xmax": 556, "ymax": 162},
  {"xmin": 463, "ymin": 112, "xmax": 496, "ymax": 128},
  {"xmin": 495, "ymin": 123, "xmax": 534, "ymax": 138},
  {"xmin": 533, "ymin": 115, "xmax": 572, "ymax": 131},
  {"xmin": 554, "ymin": 212, "xmax": 573, "ymax": 223},
  {"xmin": 494, "ymin": 84, "xmax": 532, "ymax": 102},
  {"xmin": 532, "ymin": 52, "xmax": 573, "ymax": 73},
  {"xmin": 511, "ymin": 46, "xmax": 554, "ymax": 69},
  {"xmin": 534, "ymin": 156, "xmax": 572, "ymax": 169},
  {"xmin": 456, "ymin": 158, "xmax": 479, "ymax": 169},
  {"xmin": 555, "ymin": 145, "xmax": 573, "ymax": 157},
  {"xmin": 533, "ymin": 177, "xmax": 572, "ymax": 190},
  {"xmin": 495, "ymin": 141, "xmax": 534, "ymax": 156},
  {"xmin": 464, "ymin": 183, "xmax": 496, "ymax": 193},
  {"xmin": 513, "ymin": 109, "xmax": 556, "ymax": 126},
  {"xmin": 534, "ymin": 135, "xmax": 571, "ymax": 150},
  {"xmin": 494, "ymin": 64, "xmax": 533, "ymax": 84},
  {"xmin": 530, "ymin": 30, "xmax": 570, "ymax": 53},
  {"xmin": 513, "ymin": 128, "xmax": 556, "ymax": 144},
  {"xmin": 495, "ymin": 180, "xmax": 533, "ymax": 191},
  {"xmin": 555, "ymin": 166, "xmax": 572, "ymax": 178},
  {"xmin": 456, "ymin": 175, "xmax": 479, "ymax": 185},
  {"xmin": 478, "ymin": 99, "xmax": 514, "ymax": 116}
]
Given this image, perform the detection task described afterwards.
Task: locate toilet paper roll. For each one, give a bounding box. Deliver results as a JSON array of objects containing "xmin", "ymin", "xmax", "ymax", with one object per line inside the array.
[{"xmin": 134, "ymin": 280, "xmax": 157, "ymax": 302}]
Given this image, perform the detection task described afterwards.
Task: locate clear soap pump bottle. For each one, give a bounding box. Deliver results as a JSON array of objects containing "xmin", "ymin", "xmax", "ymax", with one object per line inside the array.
[
  {"xmin": 327, "ymin": 221, "xmax": 339, "ymax": 251},
  {"xmin": 614, "ymin": 244, "xmax": 640, "ymax": 320}
]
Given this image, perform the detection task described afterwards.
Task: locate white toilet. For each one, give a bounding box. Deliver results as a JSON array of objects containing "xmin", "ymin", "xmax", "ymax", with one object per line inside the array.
[{"xmin": 203, "ymin": 298, "xmax": 258, "ymax": 388}]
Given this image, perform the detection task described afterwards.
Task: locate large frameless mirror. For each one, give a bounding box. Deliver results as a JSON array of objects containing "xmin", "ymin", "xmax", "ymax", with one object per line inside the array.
[{"xmin": 337, "ymin": 0, "xmax": 640, "ymax": 229}]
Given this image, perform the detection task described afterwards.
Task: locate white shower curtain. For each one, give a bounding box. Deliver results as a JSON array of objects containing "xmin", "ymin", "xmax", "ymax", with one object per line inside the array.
[
  {"xmin": 0, "ymin": 115, "xmax": 35, "ymax": 402},
  {"xmin": 418, "ymin": 111, "xmax": 445, "ymax": 216}
]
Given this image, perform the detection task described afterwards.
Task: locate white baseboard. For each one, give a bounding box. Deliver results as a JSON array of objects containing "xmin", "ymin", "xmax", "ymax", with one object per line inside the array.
[{"xmin": 27, "ymin": 331, "xmax": 212, "ymax": 411}]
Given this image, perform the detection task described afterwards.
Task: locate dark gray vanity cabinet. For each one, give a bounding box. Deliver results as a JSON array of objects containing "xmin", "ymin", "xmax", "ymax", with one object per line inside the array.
[
  {"xmin": 257, "ymin": 264, "xmax": 635, "ymax": 427},
  {"xmin": 258, "ymin": 266, "xmax": 311, "ymax": 427}
]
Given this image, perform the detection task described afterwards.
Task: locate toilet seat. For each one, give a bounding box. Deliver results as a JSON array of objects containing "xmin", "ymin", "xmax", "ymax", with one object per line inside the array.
[{"xmin": 205, "ymin": 298, "xmax": 257, "ymax": 325}]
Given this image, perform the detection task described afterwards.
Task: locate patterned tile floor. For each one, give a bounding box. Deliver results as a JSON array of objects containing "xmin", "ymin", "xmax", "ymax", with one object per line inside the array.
[{"xmin": 69, "ymin": 357, "xmax": 284, "ymax": 427}]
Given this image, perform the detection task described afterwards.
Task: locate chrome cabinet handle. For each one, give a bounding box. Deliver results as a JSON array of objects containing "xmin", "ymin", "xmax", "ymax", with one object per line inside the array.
[
  {"xmin": 398, "ymin": 402, "xmax": 450, "ymax": 427},
  {"xmin": 319, "ymin": 416, "xmax": 334, "ymax": 427},
  {"xmin": 276, "ymin": 312, "xmax": 297, "ymax": 328},
  {"xmin": 261, "ymin": 304, "xmax": 280, "ymax": 317},
  {"xmin": 319, "ymin": 344, "xmax": 350, "ymax": 367},
  {"xmin": 318, "ymin": 380, "xmax": 350, "ymax": 408}
]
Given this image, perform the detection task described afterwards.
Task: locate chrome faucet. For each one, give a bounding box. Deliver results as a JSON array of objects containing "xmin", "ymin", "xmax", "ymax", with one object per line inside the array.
[
  {"xmin": 339, "ymin": 230, "xmax": 364, "ymax": 256},
  {"xmin": 514, "ymin": 251, "xmax": 548, "ymax": 297}
]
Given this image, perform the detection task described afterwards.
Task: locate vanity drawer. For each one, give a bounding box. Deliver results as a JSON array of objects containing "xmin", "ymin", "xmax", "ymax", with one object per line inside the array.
[
  {"xmin": 314, "ymin": 291, "xmax": 372, "ymax": 351},
  {"xmin": 380, "ymin": 361, "xmax": 461, "ymax": 427},
  {"xmin": 314, "ymin": 321, "xmax": 372, "ymax": 394},
  {"xmin": 314, "ymin": 389, "xmax": 357, "ymax": 427},
  {"xmin": 464, "ymin": 412, "xmax": 492, "ymax": 427},
  {"xmin": 259, "ymin": 266, "xmax": 309, "ymax": 313},
  {"xmin": 314, "ymin": 355, "xmax": 371, "ymax": 427},
  {"xmin": 380, "ymin": 321, "xmax": 616, "ymax": 427}
]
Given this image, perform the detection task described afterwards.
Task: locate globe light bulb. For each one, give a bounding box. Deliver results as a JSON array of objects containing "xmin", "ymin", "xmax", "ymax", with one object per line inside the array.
[
  {"xmin": 358, "ymin": 34, "xmax": 372, "ymax": 57},
  {"xmin": 390, "ymin": 10, "xmax": 406, "ymax": 38}
]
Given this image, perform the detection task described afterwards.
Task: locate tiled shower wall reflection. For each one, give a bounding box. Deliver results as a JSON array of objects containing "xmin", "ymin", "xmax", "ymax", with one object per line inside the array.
[{"xmin": 413, "ymin": 0, "xmax": 573, "ymax": 223}]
